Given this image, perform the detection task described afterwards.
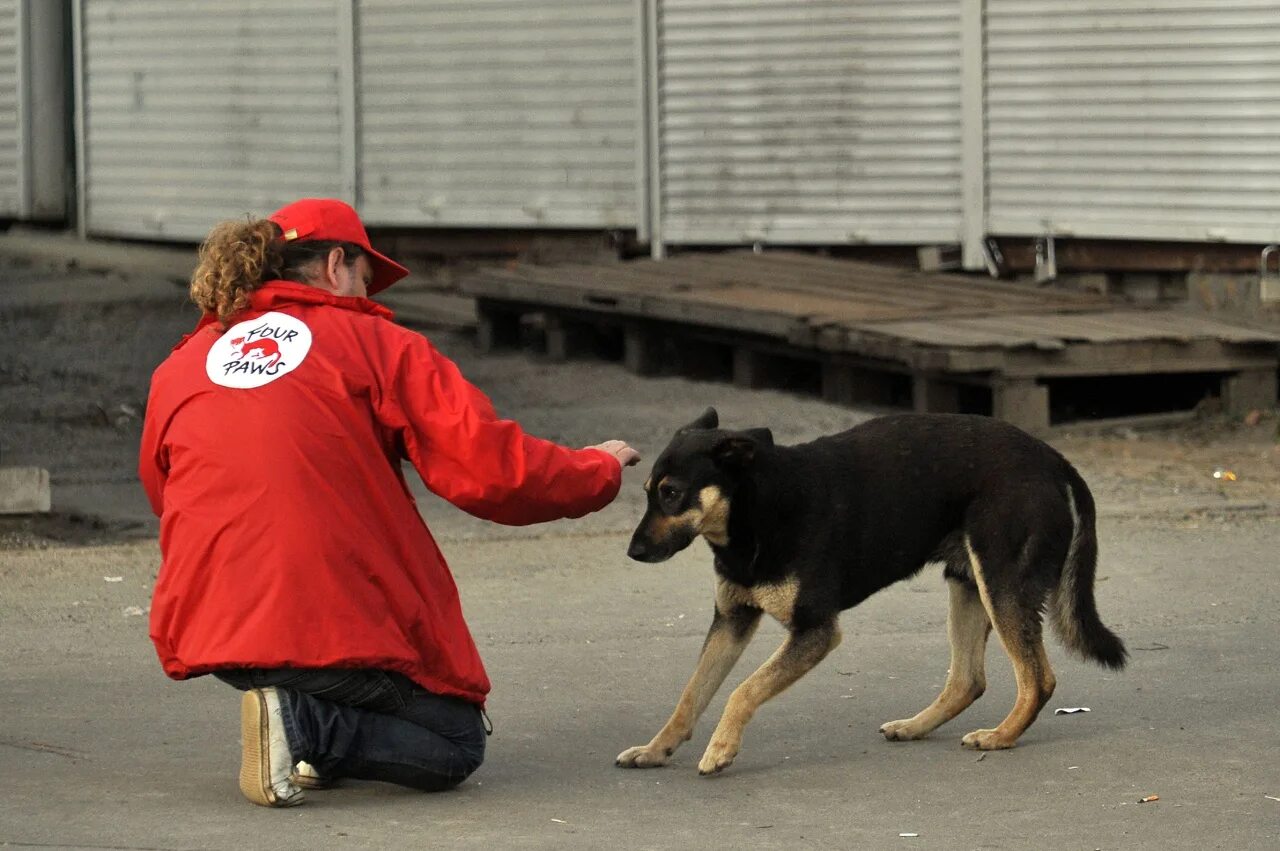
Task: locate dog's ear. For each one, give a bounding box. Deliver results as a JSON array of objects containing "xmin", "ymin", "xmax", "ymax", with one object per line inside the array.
[
  {"xmin": 679, "ymin": 406, "xmax": 719, "ymax": 433},
  {"xmin": 712, "ymin": 430, "xmax": 764, "ymax": 468}
]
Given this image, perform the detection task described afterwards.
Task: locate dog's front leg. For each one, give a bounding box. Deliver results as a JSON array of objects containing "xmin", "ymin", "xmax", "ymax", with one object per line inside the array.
[
  {"xmin": 698, "ymin": 618, "xmax": 841, "ymax": 776},
  {"xmin": 616, "ymin": 604, "xmax": 762, "ymax": 768}
]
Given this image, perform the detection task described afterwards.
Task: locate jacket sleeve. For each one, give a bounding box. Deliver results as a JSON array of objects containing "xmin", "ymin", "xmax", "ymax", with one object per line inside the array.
[
  {"xmin": 137, "ymin": 377, "xmax": 169, "ymax": 518},
  {"xmin": 380, "ymin": 332, "xmax": 623, "ymax": 526}
]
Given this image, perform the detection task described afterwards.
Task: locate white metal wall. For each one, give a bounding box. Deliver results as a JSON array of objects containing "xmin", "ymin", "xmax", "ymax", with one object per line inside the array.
[
  {"xmin": 78, "ymin": 1, "xmax": 345, "ymax": 240},
  {"xmin": 0, "ymin": 0, "xmax": 22, "ymax": 216},
  {"xmin": 357, "ymin": 0, "xmax": 638, "ymax": 229},
  {"xmin": 986, "ymin": 0, "xmax": 1280, "ymax": 244},
  {"xmin": 653, "ymin": 0, "xmax": 965, "ymax": 246}
]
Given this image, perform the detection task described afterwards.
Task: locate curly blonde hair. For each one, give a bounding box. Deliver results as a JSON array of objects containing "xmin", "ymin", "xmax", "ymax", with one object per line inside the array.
[
  {"xmin": 189, "ymin": 218, "xmax": 284, "ymax": 327},
  {"xmin": 189, "ymin": 218, "xmax": 368, "ymax": 326}
]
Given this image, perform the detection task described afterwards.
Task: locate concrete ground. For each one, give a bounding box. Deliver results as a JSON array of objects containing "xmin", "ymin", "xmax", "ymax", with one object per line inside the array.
[{"xmin": 3, "ymin": 256, "xmax": 1279, "ymax": 849}]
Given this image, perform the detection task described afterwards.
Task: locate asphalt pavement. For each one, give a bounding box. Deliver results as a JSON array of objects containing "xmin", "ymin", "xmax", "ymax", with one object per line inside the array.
[{"xmin": 2, "ymin": 255, "xmax": 1278, "ymax": 849}]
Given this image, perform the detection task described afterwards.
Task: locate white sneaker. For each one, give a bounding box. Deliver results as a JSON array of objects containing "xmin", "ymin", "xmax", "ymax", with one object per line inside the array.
[
  {"xmin": 290, "ymin": 760, "xmax": 331, "ymax": 790},
  {"xmin": 239, "ymin": 688, "xmax": 305, "ymax": 808}
]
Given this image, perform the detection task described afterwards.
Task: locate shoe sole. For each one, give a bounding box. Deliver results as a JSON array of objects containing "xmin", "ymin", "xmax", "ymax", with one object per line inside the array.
[
  {"xmin": 290, "ymin": 766, "xmax": 333, "ymax": 791},
  {"xmin": 239, "ymin": 690, "xmax": 302, "ymax": 808},
  {"xmin": 290, "ymin": 773, "xmax": 332, "ymax": 790}
]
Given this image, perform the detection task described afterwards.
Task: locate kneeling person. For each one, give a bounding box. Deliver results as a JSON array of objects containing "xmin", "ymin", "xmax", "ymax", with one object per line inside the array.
[{"xmin": 140, "ymin": 198, "xmax": 639, "ymax": 806}]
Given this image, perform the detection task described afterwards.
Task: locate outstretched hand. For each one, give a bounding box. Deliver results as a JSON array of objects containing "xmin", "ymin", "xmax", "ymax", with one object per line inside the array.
[{"xmin": 590, "ymin": 440, "xmax": 641, "ymax": 468}]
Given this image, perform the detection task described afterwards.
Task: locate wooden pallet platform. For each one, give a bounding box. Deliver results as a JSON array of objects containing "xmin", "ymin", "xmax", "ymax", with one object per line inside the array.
[{"xmin": 459, "ymin": 251, "xmax": 1280, "ymax": 432}]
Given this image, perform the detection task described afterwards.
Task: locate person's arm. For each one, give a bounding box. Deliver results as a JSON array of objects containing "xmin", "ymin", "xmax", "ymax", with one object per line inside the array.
[
  {"xmin": 137, "ymin": 383, "xmax": 168, "ymax": 517},
  {"xmin": 381, "ymin": 333, "xmax": 635, "ymax": 526}
]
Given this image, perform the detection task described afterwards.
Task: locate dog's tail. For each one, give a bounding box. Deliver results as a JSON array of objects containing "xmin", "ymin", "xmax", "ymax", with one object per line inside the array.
[{"xmin": 1049, "ymin": 469, "xmax": 1128, "ymax": 670}]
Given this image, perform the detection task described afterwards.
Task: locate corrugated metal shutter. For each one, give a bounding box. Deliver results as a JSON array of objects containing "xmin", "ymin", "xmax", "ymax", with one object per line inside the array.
[
  {"xmin": 987, "ymin": 0, "xmax": 1280, "ymax": 244},
  {"xmin": 0, "ymin": 0, "xmax": 21, "ymax": 216},
  {"xmin": 80, "ymin": 1, "xmax": 344, "ymax": 240},
  {"xmin": 358, "ymin": 1, "xmax": 638, "ymax": 229},
  {"xmin": 655, "ymin": 0, "xmax": 964, "ymax": 245}
]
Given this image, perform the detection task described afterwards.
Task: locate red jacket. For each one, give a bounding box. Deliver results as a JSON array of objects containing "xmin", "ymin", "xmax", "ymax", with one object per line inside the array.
[{"xmin": 140, "ymin": 281, "xmax": 621, "ymax": 704}]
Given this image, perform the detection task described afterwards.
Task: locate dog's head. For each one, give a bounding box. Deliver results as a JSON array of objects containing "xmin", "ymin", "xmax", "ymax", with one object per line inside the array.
[{"xmin": 626, "ymin": 407, "xmax": 774, "ymax": 563}]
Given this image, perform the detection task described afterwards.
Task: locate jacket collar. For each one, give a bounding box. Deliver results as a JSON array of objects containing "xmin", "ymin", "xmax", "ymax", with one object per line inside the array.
[{"xmin": 184, "ymin": 280, "xmax": 395, "ymax": 346}]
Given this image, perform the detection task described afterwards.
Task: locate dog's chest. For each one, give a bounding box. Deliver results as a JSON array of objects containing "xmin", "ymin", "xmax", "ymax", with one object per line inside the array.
[{"xmin": 717, "ymin": 576, "xmax": 800, "ymax": 625}]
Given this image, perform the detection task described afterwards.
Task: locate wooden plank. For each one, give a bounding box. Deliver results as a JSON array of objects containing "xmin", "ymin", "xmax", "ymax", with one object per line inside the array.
[
  {"xmin": 544, "ymin": 314, "xmax": 594, "ymax": 363},
  {"xmin": 821, "ymin": 363, "xmax": 900, "ymax": 406},
  {"xmin": 818, "ymin": 326, "xmax": 1008, "ymax": 372},
  {"xmin": 1001, "ymin": 340, "xmax": 1279, "ymax": 379},
  {"xmin": 478, "ymin": 251, "xmax": 1106, "ymax": 317},
  {"xmin": 993, "ymin": 379, "xmax": 1050, "ymax": 435},
  {"xmin": 846, "ymin": 318, "xmax": 1054, "ymax": 349},
  {"xmin": 623, "ymin": 324, "xmax": 663, "ymax": 376},
  {"xmin": 1041, "ymin": 311, "xmax": 1196, "ymax": 343},
  {"xmin": 1223, "ymin": 368, "xmax": 1279, "ymax": 415},
  {"xmin": 1124, "ymin": 311, "xmax": 1280, "ymax": 344},
  {"xmin": 912, "ymin": 376, "xmax": 963, "ymax": 414},
  {"xmin": 732, "ymin": 349, "xmax": 769, "ymax": 389},
  {"xmin": 467, "ymin": 254, "xmax": 1117, "ymax": 342},
  {"xmin": 464, "ymin": 257, "xmax": 1279, "ymax": 418},
  {"xmin": 757, "ymin": 250, "xmax": 1105, "ymax": 306},
  {"xmin": 475, "ymin": 299, "xmax": 522, "ymax": 353}
]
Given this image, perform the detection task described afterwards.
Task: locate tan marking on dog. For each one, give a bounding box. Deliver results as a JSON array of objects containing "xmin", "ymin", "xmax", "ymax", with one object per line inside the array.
[
  {"xmin": 643, "ymin": 475, "xmax": 653, "ymax": 492},
  {"xmin": 1049, "ymin": 483, "xmax": 1083, "ymax": 653},
  {"xmin": 716, "ymin": 576, "xmax": 800, "ymax": 626},
  {"xmin": 698, "ymin": 621, "xmax": 841, "ymax": 774},
  {"xmin": 644, "ymin": 508, "xmax": 700, "ymax": 544},
  {"xmin": 616, "ymin": 608, "xmax": 764, "ymax": 769},
  {"xmin": 697, "ymin": 486, "xmax": 730, "ymax": 546},
  {"xmin": 644, "ymin": 486, "xmax": 731, "ymax": 547},
  {"xmin": 880, "ymin": 579, "xmax": 991, "ymax": 741},
  {"xmin": 961, "ymin": 537, "xmax": 1055, "ymax": 750}
]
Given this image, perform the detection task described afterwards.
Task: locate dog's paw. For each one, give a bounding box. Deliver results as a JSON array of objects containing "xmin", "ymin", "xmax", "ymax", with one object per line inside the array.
[
  {"xmin": 961, "ymin": 728, "xmax": 1017, "ymax": 751},
  {"xmin": 697, "ymin": 738, "xmax": 739, "ymax": 776},
  {"xmin": 615, "ymin": 744, "xmax": 671, "ymax": 769},
  {"xmin": 879, "ymin": 718, "xmax": 930, "ymax": 741}
]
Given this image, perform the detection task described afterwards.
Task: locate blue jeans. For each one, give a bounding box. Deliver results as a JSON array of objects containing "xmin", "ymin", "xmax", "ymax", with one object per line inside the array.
[{"xmin": 215, "ymin": 668, "xmax": 486, "ymax": 792}]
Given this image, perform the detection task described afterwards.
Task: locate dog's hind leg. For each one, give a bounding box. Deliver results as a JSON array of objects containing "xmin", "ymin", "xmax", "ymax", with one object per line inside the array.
[
  {"xmin": 616, "ymin": 603, "xmax": 762, "ymax": 769},
  {"xmin": 961, "ymin": 538, "xmax": 1057, "ymax": 750},
  {"xmin": 880, "ymin": 578, "xmax": 991, "ymax": 741},
  {"xmin": 698, "ymin": 616, "xmax": 841, "ymax": 775}
]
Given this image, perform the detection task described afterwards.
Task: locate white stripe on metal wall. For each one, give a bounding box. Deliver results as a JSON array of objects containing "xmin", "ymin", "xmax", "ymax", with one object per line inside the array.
[
  {"xmin": 987, "ymin": 0, "xmax": 1280, "ymax": 243},
  {"xmin": 357, "ymin": 0, "xmax": 637, "ymax": 228},
  {"xmin": 0, "ymin": 0, "xmax": 21, "ymax": 216},
  {"xmin": 656, "ymin": 0, "xmax": 964, "ymax": 245},
  {"xmin": 80, "ymin": 1, "xmax": 344, "ymax": 240}
]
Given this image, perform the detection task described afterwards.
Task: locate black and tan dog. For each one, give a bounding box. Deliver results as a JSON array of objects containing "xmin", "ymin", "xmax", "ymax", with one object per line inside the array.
[{"xmin": 618, "ymin": 408, "xmax": 1126, "ymax": 776}]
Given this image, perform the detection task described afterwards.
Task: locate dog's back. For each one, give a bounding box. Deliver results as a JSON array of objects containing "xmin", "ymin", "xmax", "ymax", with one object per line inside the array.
[{"xmin": 751, "ymin": 413, "xmax": 1125, "ymax": 668}]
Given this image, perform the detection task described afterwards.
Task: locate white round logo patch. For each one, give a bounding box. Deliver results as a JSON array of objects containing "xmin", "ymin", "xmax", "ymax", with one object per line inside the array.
[{"xmin": 205, "ymin": 311, "xmax": 313, "ymax": 389}]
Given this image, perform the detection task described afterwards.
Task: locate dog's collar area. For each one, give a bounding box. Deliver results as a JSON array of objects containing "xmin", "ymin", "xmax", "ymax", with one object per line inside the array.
[{"xmin": 714, "ymin": 539, "xmax": 763, "ymax": 580}]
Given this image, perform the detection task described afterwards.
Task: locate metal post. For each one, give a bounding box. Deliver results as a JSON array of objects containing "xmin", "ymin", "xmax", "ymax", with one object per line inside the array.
[
  {"xmin": 337, "ymin": 0, "xmax": 358, "ymax": 206},
  {"xmin": 959, "ymin": 0, "xmax": 986, "ymax": 271},
  {"xmin": 15, "ymin": 0, "xmax": 30, "ymax": 219},
  {"xmin": 633, "ymin": 0, "xmax": 651, "ymax": 244},
  {"xmin": 1260, "ymin": 244, "xmax": 1280, "ymax": 303},
  {"xmin": 71, "ymin": 0, "xmax": 87, "ymax": 237},
  {"xmin": 644, "ymin": 0, "xmax": 664, "ymax": 259}
]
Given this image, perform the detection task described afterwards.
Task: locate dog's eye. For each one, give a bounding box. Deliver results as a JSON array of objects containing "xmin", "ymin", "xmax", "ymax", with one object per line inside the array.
[{"xmin": 658, "ymin": 483, "xmax": 680, "ymax": 502}]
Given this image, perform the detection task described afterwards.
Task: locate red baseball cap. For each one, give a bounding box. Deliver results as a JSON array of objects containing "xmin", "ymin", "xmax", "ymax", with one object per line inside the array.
[{"xmin": 268, "ymin": 198, "xmax": 409, "ymax": 295}]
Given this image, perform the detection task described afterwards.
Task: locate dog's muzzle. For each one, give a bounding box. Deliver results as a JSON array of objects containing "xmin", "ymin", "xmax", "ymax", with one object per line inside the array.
[
  {"xmin": 627, "ymin": 514, "xmax": 696, "ymax": 563},
  {"xmin": 626, "ymin": 534, "xmax": 673, "ymax": 563}
]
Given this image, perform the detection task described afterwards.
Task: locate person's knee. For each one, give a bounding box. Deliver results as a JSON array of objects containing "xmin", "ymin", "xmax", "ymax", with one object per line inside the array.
[
  {"xmin": 399, "ymin": 734, "xmax": 485, "ymax": 792},
  {"xmin": 448, "ymin": 731, "xmax": 487, "ymax": 788},
  {"xmin": 396, "ymin": 752, "xmax": 481, "ymax": 793}
]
